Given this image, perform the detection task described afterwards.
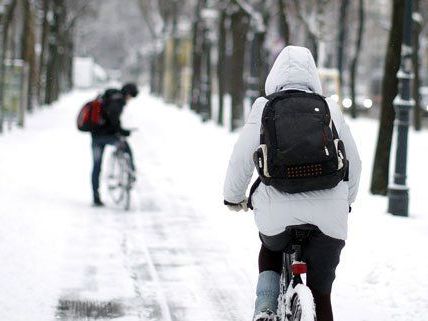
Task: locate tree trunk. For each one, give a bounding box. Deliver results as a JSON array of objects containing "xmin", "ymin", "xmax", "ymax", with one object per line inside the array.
[
  {"xmin": 190, "ymin": 0, "xmax": 205, "ymax": 112},
  {"xmin": 337, "ymin": 0, "xmax": 350, "ymax": 102},
  {"xmin": 171, "ymin": 1, "xmax": 181, "ymax": 105},
  {"xmin": 412, "ymin": 0, "xmax": 422, "ymax": 131},
  {"xmin": 217, "ymin": 7, "xmax": 226, "ymax": 125},
  {"xmin": 307, "ymin": 30, "xmax": 318, "ymax": 64},
  {"xmin": 57, "ymin": 2, "xmax": 67, "ymax": 94},
  {"xmin": 149, "ymin": 53, "xmax": 157, "ymax": 94},
  {"xmin": 349, "ymin": 0, "xmax": 365, "ymax": 119},
  {"xmin": 156, "ymin": 48, "xmax": 165, "ymax": 96},
  {"xmin": 230, "ymin": 8, "xmax": 249, "ymax": 131},
  {"xmin": 21, "ymin": 0, "xmax": 37, "ymax": 112},
  {"xmin": 37, "ymin": 0, "xmax": 50, "ymax": 105},
  {"xmin": 200, "ymin": 26, "xmax": 212, "ymax": 121},
  {"xmin": 45, "ymin": 0, "xmax": 63, "ymax": 104},
  {"xmin": 278, "ymin": 0, "xmax": 290, "ymax": 44},
  {"xmin": 371, "ymin": 0, "xmax": 404, "ymax": 196},
  {"xmin": 0, "ymin": 0, "xmax": 18, "ymax": 133},
  {"xmin": 63, "ymin": 26, "xmax": 74, "ymax": 92},
  {"xmin": 247, "ymin": 30, "xmax": 266, "ymax": 107}
]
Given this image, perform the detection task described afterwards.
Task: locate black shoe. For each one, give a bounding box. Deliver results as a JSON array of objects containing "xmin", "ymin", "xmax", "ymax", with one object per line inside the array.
[
  {"xmin": 130, "ymin": 172, "xmax": 136, "ymax": 184},
  {"xmin": 93, "ymin": 196, "xmax": 105, "ymax": 207}
]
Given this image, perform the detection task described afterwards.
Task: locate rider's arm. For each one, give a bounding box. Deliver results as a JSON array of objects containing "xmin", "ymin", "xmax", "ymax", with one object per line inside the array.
[
  {"xmin": 328, "ymin": 98, "xmax": 362, "ymax": 205},
  {"xmin": 223, "ymin": 97, "xmax": 268, "ymax": 204},
  {"xmin": 341, "ymin": 121, "xmax": 362, "ymax": 205},
  {"xmin": 105, "ymin": 99, "xmax": 125, "ymax": 134}
]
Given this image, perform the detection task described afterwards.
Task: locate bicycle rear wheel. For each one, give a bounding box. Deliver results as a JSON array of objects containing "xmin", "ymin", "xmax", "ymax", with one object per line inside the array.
[{"xmin": 289, "ymin": 284, "xmax": 316, "ymax": 321}]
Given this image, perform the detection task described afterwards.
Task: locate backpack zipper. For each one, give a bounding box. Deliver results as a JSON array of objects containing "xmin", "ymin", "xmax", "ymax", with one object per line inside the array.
[{"xmin": 324, "ymin": 146, "xmax": 329, "ymax": 156}]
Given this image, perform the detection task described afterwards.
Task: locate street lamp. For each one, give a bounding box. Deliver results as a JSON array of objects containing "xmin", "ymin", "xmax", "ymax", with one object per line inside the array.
[{"xmin": 388, "ymin": 0, "xmax": 414, "ymax": 217}]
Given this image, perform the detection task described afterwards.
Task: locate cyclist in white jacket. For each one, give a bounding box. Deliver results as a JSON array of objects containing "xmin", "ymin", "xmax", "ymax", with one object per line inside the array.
[{"xmin": 223, "ymin": 46, "xmax": 362, "ymax": 321}]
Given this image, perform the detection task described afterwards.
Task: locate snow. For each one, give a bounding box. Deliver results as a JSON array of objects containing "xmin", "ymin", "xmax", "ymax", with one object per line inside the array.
[
  {"xmin": 286, "ymin": 284, "xmax": 316, "ymax": 321},
  {"xmin": 0, "ymin": 89, "xmax": 427, "ymax": 321}
]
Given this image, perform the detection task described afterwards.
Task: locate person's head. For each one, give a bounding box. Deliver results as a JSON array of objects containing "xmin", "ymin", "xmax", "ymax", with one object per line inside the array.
[
  {"xmin": 121, "ymin": 83, "xmax": 139, "ymax": 101},
  {"xmin": 265, "ymin": 46, "xmax": 322, "ymax": 96}
]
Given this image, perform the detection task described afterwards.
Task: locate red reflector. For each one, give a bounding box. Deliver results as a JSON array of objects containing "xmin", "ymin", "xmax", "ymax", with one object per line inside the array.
[{"xmin": 292, "ymin": 262, "xmax": 307, "ymax": 275}]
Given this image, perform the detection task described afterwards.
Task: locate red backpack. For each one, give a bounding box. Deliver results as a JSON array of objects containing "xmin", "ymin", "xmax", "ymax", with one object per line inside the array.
[{"xmin": 77, "ymin": 98, "xmax": 104, "ymax": 132}]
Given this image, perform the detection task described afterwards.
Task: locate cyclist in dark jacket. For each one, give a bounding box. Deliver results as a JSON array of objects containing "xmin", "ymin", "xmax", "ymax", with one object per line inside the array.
[{"xmin": 91, "ymin": 83, "xmax": 139, "ymax": 206}]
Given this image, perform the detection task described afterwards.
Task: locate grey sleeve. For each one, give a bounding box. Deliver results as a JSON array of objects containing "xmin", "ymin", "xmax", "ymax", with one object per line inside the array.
[
  {"xmin": 223, "ymin": 98, "xmax": 267, "ymax": 203},
  {"xmin": 330, "ymin": 100, "xmax": 362, "ymax": 204}
]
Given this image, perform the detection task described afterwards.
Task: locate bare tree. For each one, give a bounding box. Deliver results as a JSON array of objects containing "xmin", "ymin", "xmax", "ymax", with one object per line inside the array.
[
  {"xmin": 337, "ymin": 0, "xmax": 350, "ymax": 100},
  {"xmin": 292, "ymin": 0, "xmax": 333, "ymax": 66},
  {"xmin": 0, "ymin": 0, "xmax": 18, "ymax": 133},
  {"xmin": 216, "ymin": 0, "xmax": 227, "ymax": 125},
  {"xmin": 230, "ymin": 3, "xmax": 249, "ymax": 130},
  {"xmin": 277, "ymin": 0, "xmax": 290, "ymax": 44},
  {"xmin": 349, "ymin": 0, "xmax": 365, "ymax": 119},
  {"xmin": 37, "ymin": 0, "xmax": 50, "ymax": 104},
  {"xmin": 371, "ymin": 0, "xmax": 404, "ymax": 196}
]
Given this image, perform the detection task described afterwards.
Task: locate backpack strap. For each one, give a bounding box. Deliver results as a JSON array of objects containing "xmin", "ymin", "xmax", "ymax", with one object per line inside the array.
[{"xmin": 247, "ymin": 177, "xmax": 262, "ymax": 210}]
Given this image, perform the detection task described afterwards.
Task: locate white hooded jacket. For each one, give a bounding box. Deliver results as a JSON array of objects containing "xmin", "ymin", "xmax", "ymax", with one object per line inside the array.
[{"xmin": 223, "ymin": 46, "xmax": 362, "ymax": 240}]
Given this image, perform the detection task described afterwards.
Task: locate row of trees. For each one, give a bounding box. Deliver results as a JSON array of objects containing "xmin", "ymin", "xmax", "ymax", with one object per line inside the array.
[
  {"xmin": 138, "ymin": 0, "xmax": 389, "ymax": 129},
  {"xmin": 137, "ymin": 0, "xmax": 427, "ymax": 197},
  {"xmin": 0, "ymin": 0, "xmax": 92, "ymax": 132}
]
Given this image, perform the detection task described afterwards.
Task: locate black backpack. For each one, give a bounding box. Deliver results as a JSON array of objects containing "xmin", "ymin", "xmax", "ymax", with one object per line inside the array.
[{"xmin": 249, "ymin": 90, "xmax": 349, "ymax": 207}]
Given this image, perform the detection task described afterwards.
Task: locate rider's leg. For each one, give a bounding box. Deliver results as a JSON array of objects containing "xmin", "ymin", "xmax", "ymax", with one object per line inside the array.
[
  {"xmin": 91, "ymin": 138, "xmax": 106, "ymax": 203},
  {"xmin": 254, "ymin": 247, "xmax": 281, "ymax": 318},
  {"xmin": 254, "ymin": 232, "xmax": 287, "ymax": 318},
  {"xmin": 302, "ymin": 229, "xmax": 345, "ymax": 321},
  {"xmin": 311, "ymin": 290, "xmax": 333, "ymax": 321},
  {"xmin": 121, "ymin": 141, "xmax": 135, "ymax": 171}
]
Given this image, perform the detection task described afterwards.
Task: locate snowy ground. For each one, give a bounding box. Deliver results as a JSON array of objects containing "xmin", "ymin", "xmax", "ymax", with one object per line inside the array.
[{"xmin": 0, "ymin": 89, "xmax": 427, "ymax": 321}]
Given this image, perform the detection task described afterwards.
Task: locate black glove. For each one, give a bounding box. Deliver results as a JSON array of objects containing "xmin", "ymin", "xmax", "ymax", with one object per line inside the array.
[
  {"xmin": 224, "ymin": 199, "xmax": 249, "ymax": 212},
  {"xmin": 120, "ymin": 129, "xmax": 131, "ymax": 137}
]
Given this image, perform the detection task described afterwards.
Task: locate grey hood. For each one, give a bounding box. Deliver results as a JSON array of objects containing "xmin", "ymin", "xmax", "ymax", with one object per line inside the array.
[{"xmin": 265, "ymin": 46, "xmax": 322, "ymax": 96}]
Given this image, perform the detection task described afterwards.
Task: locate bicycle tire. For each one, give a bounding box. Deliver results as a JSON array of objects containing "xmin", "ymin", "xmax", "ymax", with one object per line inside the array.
[
  {"xmin": 121, "ymin": 153, "xmax": 133, "ymax": 211},
  {"xmin": 107, "ymin": 152, "xmax": 126, "ymax": 205},
  {"xmin": 289, "ymin": 284, "xmax": 316, "ymax": 321}
]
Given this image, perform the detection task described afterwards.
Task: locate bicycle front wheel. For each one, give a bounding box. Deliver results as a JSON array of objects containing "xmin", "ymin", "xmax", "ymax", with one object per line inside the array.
[
  {"xmin": 289, "ymin": 284, "xmax": 316, "ymax": 321},
  {"xmin": 121, "ymin": 153, "xmax": 133, "ymax": 211}
]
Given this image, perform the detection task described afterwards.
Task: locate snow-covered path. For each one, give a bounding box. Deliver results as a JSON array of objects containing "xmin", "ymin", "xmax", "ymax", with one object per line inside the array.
[{"xmin": 0, "ymin": 89, "xmax": 427, "ymax": 321}]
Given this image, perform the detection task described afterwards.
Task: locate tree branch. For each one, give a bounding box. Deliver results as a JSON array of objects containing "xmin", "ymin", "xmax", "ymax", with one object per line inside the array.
[{"xmin": 231, "ymin": 0, "xmax": 266, "ymax": 32}]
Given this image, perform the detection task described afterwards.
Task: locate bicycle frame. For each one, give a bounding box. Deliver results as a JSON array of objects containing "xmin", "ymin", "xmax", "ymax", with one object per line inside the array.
[{"xmin": 277, "ymin": 229, "xmax": 316, "ymax": 321}]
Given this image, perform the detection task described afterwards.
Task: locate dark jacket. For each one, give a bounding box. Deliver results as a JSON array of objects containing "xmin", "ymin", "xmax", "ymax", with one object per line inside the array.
[{"xmin": 92, "ymin": 89, "xmax": 129, "ymax": 137}]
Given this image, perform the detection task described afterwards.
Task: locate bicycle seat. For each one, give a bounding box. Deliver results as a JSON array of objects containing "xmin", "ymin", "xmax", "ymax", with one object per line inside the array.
[{"xmin": 284, "ymin": 224, "xmax": 317, "ymax": 249}]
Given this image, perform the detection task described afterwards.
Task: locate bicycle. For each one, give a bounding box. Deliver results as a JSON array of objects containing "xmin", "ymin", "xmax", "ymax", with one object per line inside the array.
[
  {"xmin": 106, "ymin": 136, "xmax": 135, "ymax": 211},
  {"xmin": 277, "ymin": 225, "xmax": 317, "ymax": 321}
]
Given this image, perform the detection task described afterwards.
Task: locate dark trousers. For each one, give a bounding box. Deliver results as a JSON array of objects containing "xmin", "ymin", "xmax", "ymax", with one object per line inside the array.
[
  {"xmin": 91, "ymin": 136, "xmax": 134, "ymax": 199},
  {"xmin": 259, "ymin": 227, "xmax": 345, "ymax": 321}
]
